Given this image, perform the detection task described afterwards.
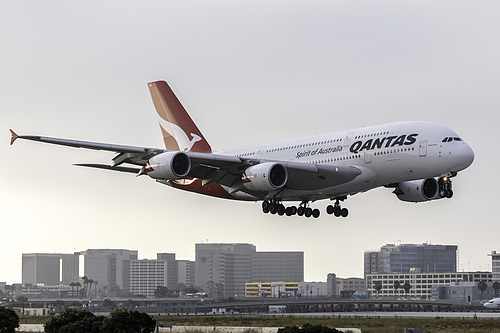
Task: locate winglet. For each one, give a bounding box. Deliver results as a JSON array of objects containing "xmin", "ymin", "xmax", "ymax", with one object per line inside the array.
[{"xmin": 9, "ymin": 129, "xmax": 19, "ymax": 145}]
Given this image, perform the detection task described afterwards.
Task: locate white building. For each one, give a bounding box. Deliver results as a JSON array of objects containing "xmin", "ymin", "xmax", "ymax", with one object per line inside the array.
[
  {"xmin": 129, "ymin": 259, "xmax": 168, "ymax": 297},
  {"xmin": 366, "ymin": 271, "xmax": 492, "ymax": 298}
]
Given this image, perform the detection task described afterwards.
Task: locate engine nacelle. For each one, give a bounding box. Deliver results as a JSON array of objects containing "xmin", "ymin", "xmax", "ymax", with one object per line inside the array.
[
  {"xmin": 394, "ymin": 178, "xmax": 441, "ymax": 202},
  {"xmin": 242, "ymin": 162, "xmax": 288, "ymax": 192},
  {"xmin": 146, "ymin": 151, "xmax": 191, "ymax": 180}
]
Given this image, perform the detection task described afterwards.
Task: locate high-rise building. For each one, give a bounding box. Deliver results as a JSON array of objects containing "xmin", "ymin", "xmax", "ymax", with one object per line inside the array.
[
  {"xmin": 22, "ymin": 254, "xmax": 61, "ymax": 285},
  {"xmin": 177, "ymin": 259, "xmax": 195, "ymax": 288},
  {"xmin": 364, "ymin": 243, "xmax": 457, "ymax": 277},
  {"xmin": 129, "ymin": 259, "xmax": 167, "ymax": 297},
  {"xmin": 80, "ymin": 249, "xmax": 138, "ymax": 295},
  {"xmin": 157, "ymin": 253, "xmax": 178, "ymax": 290},
  {"xmin": 195, "ymin": 243, "xmax": 304, "ymax": 297},
  {"xmin": 60, "ymin": 253, "xmax": 80, "ymax": 285},
  {"xmin": 488, "ymin": 251, "xmax": 500, "ymax": 281}
]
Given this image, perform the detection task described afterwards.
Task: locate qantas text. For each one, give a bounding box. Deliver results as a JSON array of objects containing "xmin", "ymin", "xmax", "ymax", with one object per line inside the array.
[{"xmin": 349, "ymin": 134, "xmax": 418, "ymax": 154}]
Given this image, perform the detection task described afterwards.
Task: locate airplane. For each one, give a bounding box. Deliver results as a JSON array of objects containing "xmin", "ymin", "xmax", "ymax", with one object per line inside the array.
[
  {"xmin": 10, "ymin": 81, "xmax": 475, "ymax": 218},
  {"xmin": 484, "ymin": 298, "xmax": 500, "ymax": 310}
]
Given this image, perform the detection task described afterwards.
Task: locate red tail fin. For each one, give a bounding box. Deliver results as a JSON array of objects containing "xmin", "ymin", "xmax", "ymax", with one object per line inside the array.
[{"xmin": 148, "ymin": 81, "xmax": 212, "ymax": 153}]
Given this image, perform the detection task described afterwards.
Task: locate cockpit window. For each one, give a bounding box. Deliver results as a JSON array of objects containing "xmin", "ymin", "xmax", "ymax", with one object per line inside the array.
[{"xmin": 442, "ymin": 137, "xmax": 463, "ymax": 142}]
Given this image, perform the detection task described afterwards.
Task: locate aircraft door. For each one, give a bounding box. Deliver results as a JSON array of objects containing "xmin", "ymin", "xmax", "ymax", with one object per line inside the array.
[
  {"xmin": 419, "ymin": 141, "xmax": 427, "ymax": 157},
  {"xmin": 364, "ymin": 151, "xmax": 372, "ymax": 164},
  {"xmin": 257, "ymin": 146, "xmax": 267, "ymax": 158},
  {"xmin": 343, "ymin": 132, "xmax": 355, "ymax": 149}
]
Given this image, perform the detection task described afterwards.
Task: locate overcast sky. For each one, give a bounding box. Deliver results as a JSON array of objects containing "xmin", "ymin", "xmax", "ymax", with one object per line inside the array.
[{"xmin": 1, "ymin": 1, "xmax": 499, "ymax": 285}]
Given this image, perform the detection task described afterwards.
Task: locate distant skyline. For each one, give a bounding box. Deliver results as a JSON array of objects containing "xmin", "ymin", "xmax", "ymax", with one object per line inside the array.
[
  {"xmin": 6, "ymin": 241, "xmax": 495, "ymax": 285},
  {"xmin": 2, "ymin": 1, "xmax": 500, "ymax": 284}
]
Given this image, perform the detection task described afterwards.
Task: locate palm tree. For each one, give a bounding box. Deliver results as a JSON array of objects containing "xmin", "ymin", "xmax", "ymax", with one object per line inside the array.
[
  {"xmin": 393, "ymin": 281, "xmax": 401, "ymax": 299},
  {"xmin": 82, "ymin": 276, "xmax": 89, "ymax": 297},
  {"xmin": 373, "ymin": 281, "xmax": 383, "ymax": 298},
  {"xmin": 403, "ymin": 282, "xmax": 412, "ymax": 297},
  {"xmin": 25, "ymin": 283, "xmax": 33, "ymax": 296},
  {"xmin": 492, "ymin": 281, "xmax": 500, "ymax": 297},
  {"xmin": 93, "ymin": 281, "xmax": 98, "ymax": 298},
  {"xmin": 69, "ymin": 282, "xmax": 77, "ymax": 298},
  {"xmin": 87, "ymin": 279, "xmax": 94, "ymax": 298},
  {"xmin": 478, "ymin": 280, "xmax": 488, "ymax": 300}
]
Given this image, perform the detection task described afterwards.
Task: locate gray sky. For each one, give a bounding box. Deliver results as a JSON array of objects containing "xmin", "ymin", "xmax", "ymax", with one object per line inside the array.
[{"xmin": 1, "ymin": 0, "xmax": 499, "ymax": 284}]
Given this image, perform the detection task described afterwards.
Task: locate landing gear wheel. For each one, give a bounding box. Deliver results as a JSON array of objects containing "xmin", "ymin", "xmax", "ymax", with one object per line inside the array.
[
  {"xmin": 277, "ymin": 204, "xmax": 286, "ymax": 216},
  {"xmin": 312, "ymin": 209, "xmax": 320, "ymax": 218},
  {"xmin": 326, "ymin": 205, "xmax": 334, "ymax": 215},
  {"xmin": 305, "ymin": 208, "xmax": 312, "ymax": 218},
  {"xmin": 297, "ymin": 207, "xmax": 305, "ymax": 216},
  {"xmin": 340, "ymin": 208, "xmax": 349, "ymax": 218},
  {"xmin": 269, "ymin": 204, "xmax": 277, "ymax": 214},
  {"xmin": 447, "ymin": 190, "xmax": 453, "ymax": 198},
  {"xmin": 334, "ymin": 206, "xmax": 341, "ymax": 217}
]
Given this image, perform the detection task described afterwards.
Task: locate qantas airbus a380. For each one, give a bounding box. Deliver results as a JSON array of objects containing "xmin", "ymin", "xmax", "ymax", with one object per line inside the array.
[{"xmin": 10, "ymin": 81, "xmax": 474, "ymax": 218}]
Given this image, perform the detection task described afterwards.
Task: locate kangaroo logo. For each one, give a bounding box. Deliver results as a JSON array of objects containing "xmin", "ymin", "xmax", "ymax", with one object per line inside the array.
[{"xmin": 158, "ymin": 117, "xmax": 202, "ymax": 151}]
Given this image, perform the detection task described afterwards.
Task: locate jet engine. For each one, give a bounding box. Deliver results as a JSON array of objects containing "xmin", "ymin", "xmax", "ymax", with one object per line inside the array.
[
  {"xmin": 242, "ymin": 162, "xmax": 288, "ymax": 192},
  {"xmin": 146, "ymin": 151, "xmax": 191, "ymax": 180},
  {"xmin": 394, "ymin": 178, "xmax": 440, "ymax": 202}
]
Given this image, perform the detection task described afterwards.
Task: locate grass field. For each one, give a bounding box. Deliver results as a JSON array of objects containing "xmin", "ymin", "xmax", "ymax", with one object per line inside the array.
[{"xmin": 19, "ymin": 314, "xmax": 500, "ymax": 333}]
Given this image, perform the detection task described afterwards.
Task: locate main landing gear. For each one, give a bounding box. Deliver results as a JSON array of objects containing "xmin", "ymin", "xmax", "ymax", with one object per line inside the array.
[
  {"xmin": 326, "ymin": 197, "xmax": 349, "ymax": 218},
  {"xmin": 261, "ymin": 197, "xmax": 349, "ymax": 218},
  {"xmin": 262, "ymin": 200, "xmax": 320, "ymax": 218}
]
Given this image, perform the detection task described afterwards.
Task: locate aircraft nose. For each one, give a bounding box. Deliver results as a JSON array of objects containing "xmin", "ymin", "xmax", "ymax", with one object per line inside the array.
[{"xmin": 460, "ymin": 144, "xmax": 474, "ymax": 169}]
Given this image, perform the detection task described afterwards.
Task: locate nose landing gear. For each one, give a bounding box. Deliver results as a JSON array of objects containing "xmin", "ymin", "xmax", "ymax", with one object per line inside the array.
[{"xmin": 438, "ymin": 176, "xmax": 453, "ymax": 198}]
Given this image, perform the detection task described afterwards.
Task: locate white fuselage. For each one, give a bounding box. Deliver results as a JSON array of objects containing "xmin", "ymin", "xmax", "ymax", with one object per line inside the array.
[{"xmin": 218, "ymin": 121, "xmax": 474, "ymax": 201}]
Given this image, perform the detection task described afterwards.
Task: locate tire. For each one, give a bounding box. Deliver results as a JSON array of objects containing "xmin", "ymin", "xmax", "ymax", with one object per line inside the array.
[
  {"xmin": 326, "ymin": 205, "xmax": 334, "ymax": 215},
  {"xmin": 305, "ymin": 208, "xmax": 312, "ymax": 218},
  {"xmin": 297, "ymin": 207, "xmax": 305, "ymax": 216},
  {"xmin": 277, "ymin": 204, "xmax": 285, "ymax": 216},
  {"xmin": 312, "ymin": 209, "xmax": 320, "ymax": 218},
  {"xmin": 262, "ymin": 200, "xmax": 270, "ymax": 210},
  {"xmin": 334, "ymin": 206, "xmax": 341, "ymax": 217},
  {"xmin": 341, "ymin": 208, "xmax": 349, "ymax": 217},
  {"xmin": 269, "ymin": 204, "xmax": 277, "ymax": 214}
]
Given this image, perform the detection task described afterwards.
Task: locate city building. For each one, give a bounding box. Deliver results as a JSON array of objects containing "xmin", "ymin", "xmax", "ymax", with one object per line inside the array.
[
  {"xmin": 157, "ymin": 253, "xmax": 178, "ymax": 290},
  {"xmin": 177, "ymin": 259, "xmax": 195, "ymax": 288},
  {"xmin": 366, "ymin": 271, "xmax": 492, "ymax": 298},
  {"xmin": 196, "ymin": 243, "xmax": 304, "ymax": 298},
  {"xmin": 299, "ymin": 281, "xmax": 327, "ymax": 297},
  {"xmin": 245, "ymin": 282, "xmax": 299, "ymax": 297},
  {"xmin": 22, "ymin": 253, "xmax": 61, "ymax": 286},
  {"xmin": 129, "ymin": 259, "xmax": 168, "ymax": 298},
  {"xmin": 364, "ymin": 243, "xmax": 458, "ymax": 277},
  {"xmin": 80, "ymin": 249, "xmax": 138, "ymax": 295},
  {"xmin": 432, "ymin": 282, "xmax": 497, "ymax": 302},
  {"xmin": 488, "ymin": 251, "xmax": 500, "ymax": 281},
  {"xmin": 326, "ymin": 273, "xmax": 365, "ymax": 298}
]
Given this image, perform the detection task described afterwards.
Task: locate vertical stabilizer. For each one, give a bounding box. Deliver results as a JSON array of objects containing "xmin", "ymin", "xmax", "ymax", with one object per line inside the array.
[{"xmin": 148, "ymin": 81, "xmax": 212, "ymax": 153}]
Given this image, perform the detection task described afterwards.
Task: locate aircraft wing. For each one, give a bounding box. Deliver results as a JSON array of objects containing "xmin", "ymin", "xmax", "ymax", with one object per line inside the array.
[
  {"xmin": 10, "ymin": 129, "xmax": 165, "ymax": 167},
  {"xmin": 10, "ymin": 129, "xmax": 361, "ymax": 191}
]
